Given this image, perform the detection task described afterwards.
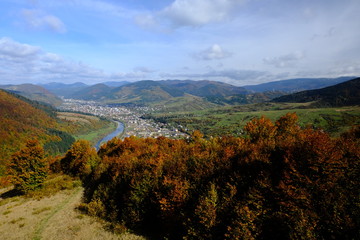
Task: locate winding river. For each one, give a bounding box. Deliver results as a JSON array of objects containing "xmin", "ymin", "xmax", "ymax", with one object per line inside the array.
[{"xmin": 95, "ymin": 121, "xmax": 124, "ymax": 150}]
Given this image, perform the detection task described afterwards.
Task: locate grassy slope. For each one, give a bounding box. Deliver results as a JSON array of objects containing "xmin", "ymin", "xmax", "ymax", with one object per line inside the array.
[
  {"xmin": 150, "ymin": 103, "xmax": 360, "ymax": 137},
  {"xmin": 57, "ymin": 112, "xmax": 117, "ymax": 146},
  {"xmin": 75, "ymin": 121, "xmax": 117, "ymax": 145},
  {"xmin": 0, "ymin": 176, "xmax": 144, "ymax": 240}
]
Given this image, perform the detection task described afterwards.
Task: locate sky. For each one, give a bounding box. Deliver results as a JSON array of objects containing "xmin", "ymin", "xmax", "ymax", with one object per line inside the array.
[{"xmin": 0, "ymin": 0, "xmax": 359, "ymax": 86}]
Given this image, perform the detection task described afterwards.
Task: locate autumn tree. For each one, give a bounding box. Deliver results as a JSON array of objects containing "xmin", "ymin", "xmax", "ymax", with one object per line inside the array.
[
  {"xmin": 7, "ymin": 139, "xmax": 48, "ymax": 193},
  {"xmin": 61, "ymin": 139, "xmax": 99, "ymax": 179}
]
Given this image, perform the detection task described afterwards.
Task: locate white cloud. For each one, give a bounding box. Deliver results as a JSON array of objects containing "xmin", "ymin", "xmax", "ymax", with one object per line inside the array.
[
  {"xmin": 263, "ymin": 51, "xmax": 305, "ymax": 68},
  {"xmin": 0, "ymin": 37, "xmax": 106, "ymax": 83},
  {"xmin": 135, "ymin": 0, "xmax": 247, "ymax": 29},
  {"xmin": 160, "ymin": 68, "xmax": 268, "ymax": 84},
  {"xmin": 21, "ymin": 9, "xmax": 66, "ymax": 33},
  {"xmin": 0, "ymin": 37, "xmax": 159, "ymax": 84},
  {"xmin": 161, "ymin": 0, "xmax": 246, "ymax": 27},
  {"xmin": 194, "ymin": 44, "xmax": 232, "ymax": 60},
  {"xmin": 135, "ymin": 13, "xmax": 157, "ymax": 29},
  {"xmin": 40, "ymin": 0, "xmax": 134, "ymax": 18},
  {"xmin": 0, "ymin": 37, "xmax": 40, "ymax": 59}
]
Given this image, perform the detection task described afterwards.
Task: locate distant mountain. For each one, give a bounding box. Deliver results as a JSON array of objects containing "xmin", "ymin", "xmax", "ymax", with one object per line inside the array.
[
  {"xmin": 160, "ymin": 80, "xmax": 247, "ymax": 97},
  {"xmin": 70, "ymin": 80, "xmax": 248, "ymax": 104},
  {"xmin": 272, "ymin": 77, "xmax": 360, "ymax": 107},
  {"xmin": 65, "ymin": 80, "xmax": 248, "ymax": 111},
  {"xmin": 69, "ymin": 83, "xmax": 112, "ymax": 100},
  {"xmin": 0, "ymin": 83, "xmax": 63, "ymax": 106},
  {"xmin": 103, "ymin": 81, "xmax": 130, "ymax": 87},
  {"xmin": 243, "ymin": 76, "xmax": 357, "ymax": 93},
  {"xmin": 109, "ymin": 80, "xmax": 184, "ymax": 104},
  {"xmin": 40, "ymin": 82, "xmax": 88, "ymax": 98}
]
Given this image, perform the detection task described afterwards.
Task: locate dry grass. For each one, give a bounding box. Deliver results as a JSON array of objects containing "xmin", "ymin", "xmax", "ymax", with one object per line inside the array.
[
  {"xmin": 0, "ymin": 180, "xmax": 145, "ymax": 240},
  {"xmin": 57, "ymin": 112, "xmax": 100, "ymax": 124}
]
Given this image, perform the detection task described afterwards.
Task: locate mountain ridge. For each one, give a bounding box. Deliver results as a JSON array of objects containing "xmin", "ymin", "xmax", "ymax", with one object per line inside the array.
[
  {"xmin": 243, "ymin": 76, "xmax": 357, "ymax": 92},
  {"xmin": 272, "ymin": 77, "xmax": 360, "ymax": 106}
]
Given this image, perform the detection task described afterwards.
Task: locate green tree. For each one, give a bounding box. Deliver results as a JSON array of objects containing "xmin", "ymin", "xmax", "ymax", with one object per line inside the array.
[{"xmin": 7, "ymin": 139, "xmax": 48, "ymax": 193}]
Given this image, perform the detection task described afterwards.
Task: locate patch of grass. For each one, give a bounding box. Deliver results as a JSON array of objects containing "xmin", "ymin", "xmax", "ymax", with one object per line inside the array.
[
  {"xmin": 26, "ymin": 174, "xmax": 81, "ymax": 199},
  {"xmin": 3, "ymin": 209, "xmax": 11, "ymax": 215},
  {"xmin": 32, "ymin": 206, "xmax": 52, "ymax": 215},
  {"xmin": 0, "ymin": 196, "xmax": 21, "ymax": 208},
  {"xmin": 76, "ymin": 214, "xmax": 85, "ymax": 219},
  {"xmin": 10, "ymin": 217, "xmax": 25, "ymax": 224},
  {"xmin": 104, "ymin": 222, "xmax": 129, "ymax": 235}
]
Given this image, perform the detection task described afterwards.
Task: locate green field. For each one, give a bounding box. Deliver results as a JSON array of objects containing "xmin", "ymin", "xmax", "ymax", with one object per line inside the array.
[
  {"xmin": 148, "ymin": 103, "xmax": 360, "ymax": 137},
  {"xmin": 74, "ymin": 121, "xmax": 117, "ymax": 145},
  {"xmin": 58, "ymin": 112, "xmax": 117, "ymax": 146}
]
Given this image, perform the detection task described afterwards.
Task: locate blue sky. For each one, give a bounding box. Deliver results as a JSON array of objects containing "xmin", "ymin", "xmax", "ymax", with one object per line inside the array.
[{"xmin": 0, "ymin": 0, "xmax": 359, "ymax": 86}]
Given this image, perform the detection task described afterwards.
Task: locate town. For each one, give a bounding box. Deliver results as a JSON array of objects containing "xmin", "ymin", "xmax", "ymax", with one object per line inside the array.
[{"xmin": 59, "ymin": 99, "xmax": 188, "ymax": 139}]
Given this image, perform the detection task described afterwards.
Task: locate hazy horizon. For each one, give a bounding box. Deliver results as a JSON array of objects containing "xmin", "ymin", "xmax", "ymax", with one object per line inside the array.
[{"xmin": 1, "ymin": 0, "xmax": 359, "ymax": 86}]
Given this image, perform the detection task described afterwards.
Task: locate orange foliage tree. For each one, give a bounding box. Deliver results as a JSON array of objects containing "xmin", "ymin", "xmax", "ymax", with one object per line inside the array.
[
  {"xmin": 7, "ymin": 139, "xmax": 48, "ymax": 193},
  {"xmin": 61, "ymin": 139, "xmax": 99, "ymax": 179}
]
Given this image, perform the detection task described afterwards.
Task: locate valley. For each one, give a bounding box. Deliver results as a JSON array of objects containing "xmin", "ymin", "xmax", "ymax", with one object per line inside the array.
[{"xmin": 59, "ymin": 98, "xmax": 187, "ymax": 141}]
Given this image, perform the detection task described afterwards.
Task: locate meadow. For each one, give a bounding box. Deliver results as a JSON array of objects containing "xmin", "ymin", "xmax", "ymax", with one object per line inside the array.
[{"xmin": 148, "ymin": 103, "xmax": 360, "ymax": 137}]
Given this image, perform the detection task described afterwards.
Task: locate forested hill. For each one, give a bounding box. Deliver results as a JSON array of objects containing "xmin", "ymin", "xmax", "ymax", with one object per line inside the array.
[
  {"xmin": 272, "ymin": 77, "xmax": 360, "ymax": 106},
  {"xmin": 67, "ymin": 80, "xmax": 248, "ymax": 104},
  {"xmin": 0, "ymin": 90, "xmax": 72, "ymax": 175},
  {"xmin": 0, "ymin": 83, "xmax": 63, "ymax": 106},
  {"xmin": 243, "ymin": 76, "xmax": 356, "ymax": 93}
]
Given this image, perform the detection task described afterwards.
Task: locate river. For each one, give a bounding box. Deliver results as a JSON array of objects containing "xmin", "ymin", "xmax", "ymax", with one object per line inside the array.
[{"xmin": 95, "ymin": 121, "xmax": 124, "ymax": 150}]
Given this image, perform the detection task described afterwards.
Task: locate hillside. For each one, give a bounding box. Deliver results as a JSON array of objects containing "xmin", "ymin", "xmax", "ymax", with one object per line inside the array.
[
  {"xmin": 68, "ymin": 83, "xmax": 112, "ymax": 101},
  {"xmin": 0, "ymin": 84, "xmax": 63, "ymax": 106},
  {"xmin": 0, "ymin": 90, "xmax": 60, "ymax": 174},
  {"xmin": 40, "ymin": 82, "xmax": 89, "ymax": 98},
  {"xmin": 0, "ymin": 90, "xmax": 119, "ymax": 176},
  {"xmin": 272, "ymin": 77, "xmax": 360, "ymax": 106},
  {"xmin": 109, "ymin": 80, "xmax": 184, "ymax": 103},
  {"xmin": 243, "ymin": 76, "xmax": 356, "ymax": 93}
]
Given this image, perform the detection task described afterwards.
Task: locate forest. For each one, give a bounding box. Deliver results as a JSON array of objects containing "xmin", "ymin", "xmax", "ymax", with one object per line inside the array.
[{"xmin": 44, "ymin": 113, "xmax": 359, "ymax": 239}]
